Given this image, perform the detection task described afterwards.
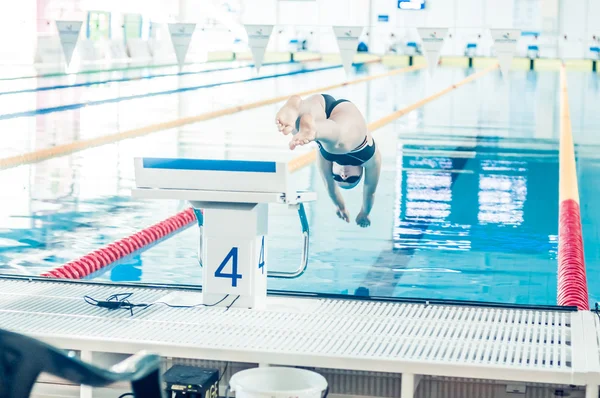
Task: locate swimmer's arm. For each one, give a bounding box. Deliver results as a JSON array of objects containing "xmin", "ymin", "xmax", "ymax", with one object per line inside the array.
[
  {"xmin": 318, "ymin": 155, "xmax": 346, "ymax": 209},
  {"xmin": 361, "ymin": 149, "xmax": 382, "ymax": 215}
]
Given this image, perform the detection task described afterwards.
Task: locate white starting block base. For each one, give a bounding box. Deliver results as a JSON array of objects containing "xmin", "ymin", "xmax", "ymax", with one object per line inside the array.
[
  {"xmin": 132, "ymin": 157, "xmax": 316, "ymax": 309},
  {"xmin": 198, "ymin": 202, "xmax": 268, "ymax": 309}
]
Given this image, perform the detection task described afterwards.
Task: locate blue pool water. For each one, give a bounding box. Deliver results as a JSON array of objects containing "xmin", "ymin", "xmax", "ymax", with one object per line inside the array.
[{"xmin": 0, "ymin": 61, "xmax": 599, "ymax": 307}]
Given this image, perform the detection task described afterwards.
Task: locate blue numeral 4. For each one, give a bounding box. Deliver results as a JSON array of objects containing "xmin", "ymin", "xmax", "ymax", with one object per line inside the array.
[
  {"xmin": 258, "ymin": 237, "xmax": 265, "ymax": 274},
  {"xmin": 215, "ymin": 247, "xmax": 242, "ymax": 287}
]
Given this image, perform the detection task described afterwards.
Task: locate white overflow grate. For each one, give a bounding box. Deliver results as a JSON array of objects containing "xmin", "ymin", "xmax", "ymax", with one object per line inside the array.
[{"xmin": 0, "ymin": 279, "xmax": 594, "ymax": 386}]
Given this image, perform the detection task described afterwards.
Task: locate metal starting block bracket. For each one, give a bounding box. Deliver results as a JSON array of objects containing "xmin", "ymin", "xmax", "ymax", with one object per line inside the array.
[{"xmin": 132, "ymin": 157, "xmax": 316, "ymax": 309}]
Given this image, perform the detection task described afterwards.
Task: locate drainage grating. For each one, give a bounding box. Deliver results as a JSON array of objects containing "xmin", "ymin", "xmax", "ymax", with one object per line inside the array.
[{"xmin": 0, "ymin": 279, "xmax": 586, "ymax": 385}]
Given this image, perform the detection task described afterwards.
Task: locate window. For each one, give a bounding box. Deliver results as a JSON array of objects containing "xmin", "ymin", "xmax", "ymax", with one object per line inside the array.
[
  {"xmin": 123, "ymin": 14, "xmax": 142, "ymax": 42},
  {"xmin": 87, "ymin": 11, "xmax": 111, "ymax": 40}
]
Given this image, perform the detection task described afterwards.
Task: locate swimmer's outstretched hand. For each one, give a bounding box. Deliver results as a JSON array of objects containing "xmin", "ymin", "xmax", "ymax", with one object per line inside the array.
[
  {"xmin": 356, "ymin": 211, "xmax": 371, "ymax": 228},
  {"xmin": 289, "ymin": 114, "xmax": 317, "ymax": 150}
]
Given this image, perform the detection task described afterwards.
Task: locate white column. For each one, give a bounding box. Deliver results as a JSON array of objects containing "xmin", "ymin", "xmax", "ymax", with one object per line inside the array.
[
  {"xmin": 541, "ymin": 0, "xmax": 559, "ymax": 58},
  {"xmin": 178, "ymin": 0, "xmax": 187, "ymax": 22},
  {"xmin": 401, "ymin": 373, "xmax": 415, "ymax": 398},
  {"xmin": 367, "ymin": 0, "xmax": 373, "ymax": 50},
  {"xmin": 79, "ymin": 351, "xmax": 93, "ymax": 398}
]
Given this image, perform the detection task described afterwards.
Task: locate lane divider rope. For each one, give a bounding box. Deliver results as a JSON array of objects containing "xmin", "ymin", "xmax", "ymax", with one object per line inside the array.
[
  {"xmin": 0, "ymin": 58, "xmax": 324, "ymax": 97},
  {"xmin": 40, "ymin": 208, "xmax": 196, "ymax": 278},
  {"xmin": 0, "ymin": 52, "xmax": 322, "ymax": 81},
  {"xmin": 557, "ymin": 64, "xmax": 589, "ymax": 310},
  {"xmin": 41, "ymin": 64, "xmax": 495, "ymax": 280}
]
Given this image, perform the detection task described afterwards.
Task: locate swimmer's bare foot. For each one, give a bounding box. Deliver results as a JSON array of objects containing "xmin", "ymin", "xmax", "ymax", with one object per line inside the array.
[
  {"xmin": 275, "ymin": 95, "xmax": 301, "ymax": 135},
  {"xmin": 289, "ymin": 113, "xmax": 317, "ymax": 150}
]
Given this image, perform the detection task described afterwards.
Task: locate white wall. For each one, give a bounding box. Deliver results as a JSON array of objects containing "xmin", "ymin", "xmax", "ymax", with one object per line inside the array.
[
  {"xmin": 262, "ymin": 0, "xmax": 518, "ymax": 55},
  {"xmin": 0, "ymin": 7, "xmax": 37, "ymax": 64},
  {"xmin": 558, "ymin": 0, "xmax": 599, "ymax": 59},
  {"xmin": 266, "ymin": 0, "xmax": 370, "ymax": 53},
  {"xmin": 271, "ymin": 0, "xmax": 599, "ymax": 58},
  {"xmin": 4, "ymin": 0, "xmax": 599, "ymax": 67},
  {"xmin": 368, "ymin": 0, "xmax": 515, "ymax": 56}
]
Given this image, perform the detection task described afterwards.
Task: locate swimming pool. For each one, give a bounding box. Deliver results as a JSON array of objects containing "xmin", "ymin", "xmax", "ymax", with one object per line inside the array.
[{"xmin": 1, "ymin": 62, "xmax": 599, "ymax": 307}]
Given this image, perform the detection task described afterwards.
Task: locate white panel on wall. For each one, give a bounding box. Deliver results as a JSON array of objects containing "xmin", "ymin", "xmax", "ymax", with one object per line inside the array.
[
  {"xmin": 369, "ymin": 0, "xmax": 395, "ymax": 54},
  {"xmin": 426, "ymin": 0, "xmax": 455, "ymax": 27},
  {"xmin": 241, "ymin": 0, "xmax": 276, "ymax": 24},
  {"xmin": 587, "ymin": 0, "xmax": 600, "ymax": 59},
  {"xmin": 319, "ymin": 0, "xmax": 369, "ymax": 26},
  {"xmin": 277, "ymin": 0, "xmax": 319, "ymax": 25},
  {"xmin": 456, "ymin": 0, "xmax": 483, "ymax": 27},
  {"xmin": 541, "ymin": 0, "xmax": 559, "ymax": 32},
  {"xmin": 587, "ymin": 0, "xmax": 600, "ymax": 44},
  {"xmin": 513, "ymin": 0, "xmax": 542, "ymax": 31},
  {"xmin": 485, "ymin": 0, "xmax": 514, "ymax": 28},
  {"xmin": 396, "ymin": 4, "xmax": 427, "ymax": 28},
  {"xmin": 559, "ymin": 0, "xmax": 586, "ymax": 58},
  {"xmin": 0, "ymin": 3, "xmax": 36, "ymax": 64}
]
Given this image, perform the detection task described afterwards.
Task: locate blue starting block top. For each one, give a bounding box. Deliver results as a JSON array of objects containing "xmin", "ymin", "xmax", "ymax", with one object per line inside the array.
[
  {"xmin": 591, "ymin": 47, "xmax": 600, "ymax": 53},
  {"xmin": 406, "ymin": 42, "xmax": 418, "ymax": 48},
  {"xmin": 142, "ymin": 158, "xmax": 277, "ymax": 173},
  {"xmin": 289, "ymin": 39, "xmax": 299, "ymax": 44},
  {"xmin": 528, "ymin": 45, "xmax": 539, "ymax": 51},
  {"xmin": 466, "ymin": 43, "xmax": 477, "ymax": 49}
]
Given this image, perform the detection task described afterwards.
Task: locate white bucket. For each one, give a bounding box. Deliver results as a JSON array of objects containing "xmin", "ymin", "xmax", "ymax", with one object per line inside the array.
[{"xmin": 229, "ymin": 367, "xmax": 328, "ymax": 398}]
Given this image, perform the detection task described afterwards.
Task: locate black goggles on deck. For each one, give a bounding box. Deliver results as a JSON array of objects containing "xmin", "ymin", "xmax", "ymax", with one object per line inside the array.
[{"xmin": 333, "ymin": 174, "xmax": 360, "ymax": 184}]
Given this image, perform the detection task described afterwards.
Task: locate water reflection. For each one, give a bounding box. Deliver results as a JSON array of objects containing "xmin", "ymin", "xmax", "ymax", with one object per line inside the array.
[
  {"xmin": 390, "ymin": 137, "xmax": 559, "ymax": 304},
  {"xmin": 396, "ymin": 141, "xmax": 556, "ymax": 245}
]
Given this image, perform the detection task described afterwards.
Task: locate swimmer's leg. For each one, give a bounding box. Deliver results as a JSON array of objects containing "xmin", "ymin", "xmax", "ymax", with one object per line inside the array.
[
  {"xmin": 290, "ymin": 113, "xmax": 338, "ymax": 149},
  {"xmin": 277, "ymin": 94, "xmax": 327, "ymax": 137},
  {"xmin": 290, "ymin": 102, "xmax": 366, "ymax": 150},
  {"xmin": 289, "ymin": 112, "xmax": 350, "ymax": 150}
]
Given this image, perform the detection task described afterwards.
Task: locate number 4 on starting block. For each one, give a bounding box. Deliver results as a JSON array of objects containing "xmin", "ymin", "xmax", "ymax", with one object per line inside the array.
[{"xmin": 202, "ymin": 203, "xmax": 268, "ymax": 308}]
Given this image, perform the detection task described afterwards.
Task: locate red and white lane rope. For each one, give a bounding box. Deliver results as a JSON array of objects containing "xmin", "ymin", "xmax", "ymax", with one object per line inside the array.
[{"xmin": 41, "ymin": 208, "xmax": 197, "ymax": 279}]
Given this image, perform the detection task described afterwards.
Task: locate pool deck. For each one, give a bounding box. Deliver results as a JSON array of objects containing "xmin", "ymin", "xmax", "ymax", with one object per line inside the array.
[{"xmin": 2, "ymin": 276, "xmax": 600, "ymax": 397}]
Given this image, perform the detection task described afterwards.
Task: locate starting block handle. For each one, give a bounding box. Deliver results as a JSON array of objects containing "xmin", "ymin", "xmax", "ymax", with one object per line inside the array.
[
  {"xmin": 268, "ymin": 203, "xmax": 310, "ymax": 279},
  {"xmin": 194, "ymin": 204, "xmax": 310, "ymax": 279}
]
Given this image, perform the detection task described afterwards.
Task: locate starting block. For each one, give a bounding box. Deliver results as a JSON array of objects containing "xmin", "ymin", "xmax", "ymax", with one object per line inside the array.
[{"xmin": 132, "ymin": 157, "xmax": 316, "ymax": 309}]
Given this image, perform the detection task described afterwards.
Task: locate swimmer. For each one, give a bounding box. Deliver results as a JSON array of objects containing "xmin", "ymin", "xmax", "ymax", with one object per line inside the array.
[{"xmin": 275, "ymin": 94, "xmax": 381, "ymax": 228}]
